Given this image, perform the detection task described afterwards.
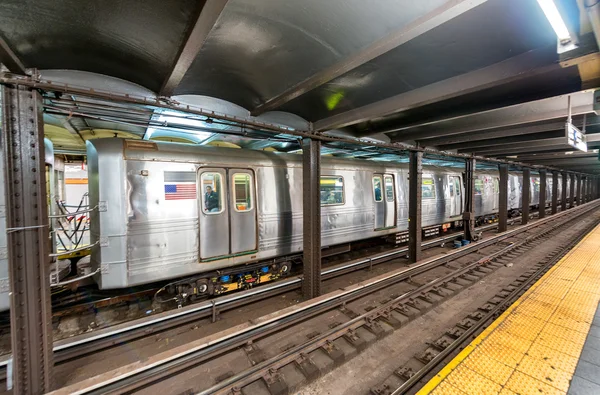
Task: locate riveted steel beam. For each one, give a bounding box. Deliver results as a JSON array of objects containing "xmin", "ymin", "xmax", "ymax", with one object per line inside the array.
[
  {"xmin": 302, "ymin": 138, "xmax": 321, "ymax": 299},
  {"xmin": 498, "ymin": 164, "xmax": 509, "ymax": 230},
  {"xmin": 552, "ymin": 171, "xmax": 559, "ymax": 215},
  {"xmin": 464, "ymin": 159, "xmax": 476, "ymax": 240},
  {"xmin": 539, "ymin": 169, "xmax": 547, "ymax": 219},
  {"xmin": 569, "ymin": 173, "xmax": 575, "ymax": 208},
  {"xmin": 1, "ymin": 85, "xmax": 53, "ymax": 393},
  {"xmin": 408, "ymin": 151, "xmax": 423, "ymax": 263},
  {"xmin": 159, "ymin": 0, "xmax": 229, "ymax": 97},
  {"xmin": 522, "ymin": 168, "xmax": 531, "ymax": 225}
]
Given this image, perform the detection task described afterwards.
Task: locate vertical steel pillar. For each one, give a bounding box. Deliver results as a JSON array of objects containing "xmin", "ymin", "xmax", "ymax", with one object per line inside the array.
[
  {"xmin": 464, "ymin": 159, "xmax": 476, "ymax": 240},
  {"xmin": 408, "ymin": 151, "xmax": 422, "ymax": 263},
  {"xmin": 569, "ymin": 174, "xmax": 575, "ymax": 208},
  {"xmin": 498, "ymin": 164, "xmax": 509, "ymax": 231},
  {"xmin": 522, "ymin": 168, "xmax": 530, "ymax": 225},
  {"xmin": 588, "ymin": 177, "xmax": 592, "ymax": 202},
  {"xmin": 551, "ymin": 171, "xmax": 558, "ymax": 214},
  {"xmin": 302, "ymin": 138, "xmax": 321, "ymax": 299},
  {"xmin": 561, "ymin": 172, "xmax": 567, "ymax": 211},
  {"xmin": 577, "ymin": 174, "xmax": 582, "ymax": 206},
  {"xmin": 1, "ymin": 85, "xmax": 53, "ymax": 393},
  {"xmin": 538, "ymin": 169, "xmax": 546, "ymax": 219},
  {"xmin": 582, "ymin": 177, "xmax": 587, "ymax": 204}
]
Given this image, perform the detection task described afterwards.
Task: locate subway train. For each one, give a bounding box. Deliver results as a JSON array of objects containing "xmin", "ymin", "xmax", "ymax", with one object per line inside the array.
[{"xmin": 81, "ymin": 138, "xmax": 568, "ymax": 303}]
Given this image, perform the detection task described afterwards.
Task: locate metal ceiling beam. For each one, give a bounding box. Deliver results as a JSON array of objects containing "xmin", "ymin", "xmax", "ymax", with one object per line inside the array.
[
  {"xmin": 386, "ymin": 90, "xmax": 597, "ymax": 143},
  {"xmin": 519, "ymin": 157, "xmax": 599, "ymax": 165},
  {"xmin": 313, "ymin": 45, "xmax": 564, "ymax": 131},
  {"xmin": 252, "ymin": 0, "xmax": 488, "ymax": 116},
  {"xmin": 437, "ymin": 130, "xmax": 564, "ymax": 151},
  {"xmin": 159, "ymin": 0, "xmax": 229, "ymax": 97},
  {"xmin": 0, "ymin": 36, "xmax": 26, "ymax": 75},
  {"xmin": 420, "ymin": 115, "xmax": 600, "ymax": 146},
  {"xmin": 511, "ymin": 151, "xmax": 598, "ymax": 161},
  {"xmin": 471, "ymin": 135, "xmax": 600, "ymax": 156}
]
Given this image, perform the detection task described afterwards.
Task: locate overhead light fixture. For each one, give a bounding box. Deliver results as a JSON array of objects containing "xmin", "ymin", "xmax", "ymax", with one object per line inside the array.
[{"xmin": 536, "ymin": 0, "xmax": 571, "ymax": 41}]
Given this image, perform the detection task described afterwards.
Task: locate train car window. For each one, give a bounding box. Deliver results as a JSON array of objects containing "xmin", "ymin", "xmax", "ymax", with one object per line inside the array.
[
  {"xmin": 455, "ymin": 178, "xmax": 461, "ymax": 196},
  {"xmin": 320, "ymin": 176, "xmax": 344, "ymax": 206},
  {"xmin": 422, "ymin": 177, "xmax": 436, "ymax": 199},
  {"xmin": 372, "ymin": 176, "xmax": 383, "ymax": 202},
  {"xmin": 233, "ymin": 173, "xmax": 253, "ymax": 212},
  {"xmin": 201, "ymin": 173, "xmax": 223, "ymax": 214},
  {"xmin": 474, "ymin": 179, "xmax": 484, "ymax": 195},
  {"xmin": 385, "ymin": 176, "xmax": 394, "ymax": 202},
  {"xmin": 494, "ymin": 178, "xmax": 499, "ymax": 193}
]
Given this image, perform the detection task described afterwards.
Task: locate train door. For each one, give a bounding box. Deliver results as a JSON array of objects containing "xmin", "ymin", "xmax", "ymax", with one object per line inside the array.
[
  {"xmin": 449, "ymin": 175, "xmax": 462, "ymax": 217},
  {"xmin": 199, "ymin": 168, "xmax": 257, "ymax": 260},
  {"xmin": 373, "ymin": 174, "xmax": 397, "ymax": 230}
]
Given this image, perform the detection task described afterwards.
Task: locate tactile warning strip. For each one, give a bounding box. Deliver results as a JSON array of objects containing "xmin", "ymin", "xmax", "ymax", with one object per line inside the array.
[{"xmin": 419, "ymin": 223, "xmax": 600, "ymax": 395}]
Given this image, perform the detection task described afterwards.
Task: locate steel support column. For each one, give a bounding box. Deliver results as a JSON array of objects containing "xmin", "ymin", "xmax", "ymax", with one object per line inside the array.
[
  {"xmin": 551, "ymin": 171, "xmax": 558, "ymax": 214},
  {"xmin": 577, "ymin": 174, "xmax": 582, "ymax": 205},
  {"xmin": 569, "ymin": 173, "xmax": 575, "ymax": 208},
  {"xmin": 302, "ymin": 138, "xmax": 321, "ymax": 299},
  {"xmin": 582, "ymin": 177, "xmax": 587, "ymax": 204},
  {"xmin": 561, "ymin": 172, "xmax": 567, "ymax": 211},
  {"xmin": 498, "ymin": 164, "xmax": 509, "ymax": 231},
  {"xmin": 1, "ymin": 85, "xmax": 53, "ymax": 393},
  {"xmin": 464, "ymin": 159, "xmax": 476, "ymax": 240},
  {"xmin": 538, "ymin": 169, "xmax": 547, "ymax": 219},
  {"xmin": 522, "ymin": 168, "xmax": 531, "ymax": 225},
  {"xmin": 408, "ymin": 151, "xmax": 423, "ymax": 263}
]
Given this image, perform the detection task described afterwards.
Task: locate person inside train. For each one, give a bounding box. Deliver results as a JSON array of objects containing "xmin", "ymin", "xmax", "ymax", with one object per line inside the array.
[
  {"xmin": 204, "ymin": 186, "xmax": 220, "ymax": 212},
  {"xmin": 374, "ymin": 181, "xmax": 382, "ymax": 201},
  {"xmin": 326, "ymin": 190, "xmax": 338, "ymax": 205}
]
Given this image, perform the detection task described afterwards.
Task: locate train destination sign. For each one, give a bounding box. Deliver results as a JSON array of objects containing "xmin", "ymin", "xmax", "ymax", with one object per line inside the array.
[{"xmin": 566, "ymin": 122, "xmax": 587, "ymax": 152}]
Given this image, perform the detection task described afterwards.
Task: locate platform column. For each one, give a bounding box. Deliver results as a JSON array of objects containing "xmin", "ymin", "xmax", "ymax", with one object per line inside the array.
[
  {"xmin": 498, "ymin": 164, "xmax": 509, "ymax": 231},
  {"xmin": 522, "ymin": 168, "xmax": 530, "ymax": 225},
  {"xmin": 569, "ymin": 174, "xmax": 575, "ymax": 208},
  {"xmin": 538, "ymin": 169, "xmax": 546, "ymax": 219},
  {"xmin": 582, "ymin": 176, "xmax": 587, "ymax": 204},
  {"xmin": 1, "ymin": 85, "xmax": 53, "ymax": 393},
  {"xmin": 561, "ymin": 172, "xmax": 567, "ymax": 211},
  {"xmin": 408, "ymin": 151, "xmax": 422, "ymax": 263},
  {"xmin": 588, "ymin": 177, "xmax": 593, "ymax": 202},
  {"xmin": 464, "ymin": 158, "xmax": 476, "ymax": 241},
  {"xmin": 302, "ymin": 137, "xmax": 321, "ymax": 299},
  {"xmin": 551, "ymin": 171, "xmax": 558, "ymax": 214},
  {"xmin": 577, "ymin": 174, "xmax": 582, "ymax": 206}
]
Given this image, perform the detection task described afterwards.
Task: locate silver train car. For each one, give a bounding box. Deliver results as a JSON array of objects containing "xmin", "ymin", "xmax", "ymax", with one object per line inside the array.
[{"xmin": 86, "ymin": 139, "xmax": 555, "ymax": 300}]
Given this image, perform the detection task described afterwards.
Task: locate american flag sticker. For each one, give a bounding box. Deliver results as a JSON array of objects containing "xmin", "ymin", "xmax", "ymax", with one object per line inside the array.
[{"xmin": 164, "ymin": 171, "xmax": 197, "ymax": 200}]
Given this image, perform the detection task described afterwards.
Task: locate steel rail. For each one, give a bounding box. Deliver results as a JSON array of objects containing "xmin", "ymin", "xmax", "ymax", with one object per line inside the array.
[
  {"xmin": 48, "ymin": 201, "xmax": 600, "ymax": 394},
  {"xmin": 0, "ymin": 223, "xmax": 496, "ymax": 368},
  {"xmin": 392, "ymin": 214, "xmax": 600, "ymax": 394},
  {"xmin": 205, "ymin": 204, "xmax": 596, "ymax": 395}
]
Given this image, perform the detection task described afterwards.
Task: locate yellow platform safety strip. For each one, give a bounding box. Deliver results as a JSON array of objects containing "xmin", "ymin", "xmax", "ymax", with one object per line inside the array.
[{"xmin": 418, "ymin": 223, "xmax": 600, "ymax": 395}]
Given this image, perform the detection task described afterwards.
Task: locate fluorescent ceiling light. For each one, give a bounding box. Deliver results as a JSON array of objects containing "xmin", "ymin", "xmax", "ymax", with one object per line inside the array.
[{"xmin": 536, "ymin": 0, "xmax": 571, "ymax": 40}]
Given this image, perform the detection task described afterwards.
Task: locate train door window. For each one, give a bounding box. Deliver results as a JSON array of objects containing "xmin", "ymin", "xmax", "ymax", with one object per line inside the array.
[
  {"xmin": 455, "ymin": 178, "xmax": 461, "ymax": 196},
  {"xmin": 232, "ymin": 173, "xmax": 253, "ymax": 212},
  {"xmin": 373, "ymin": 176, "xmax": 383, "ymax": 202},
  {"xmin": 449, "ymin": 178, "xmax": 454, "ymax": 197},
  {"xmin": 474, "ymin": 179, "xmax": 484, "ymax": 195},
  {"xmin": 422, "ymin": 177, "xmax": 436, "ymax": 199},
  {"xmin": 320, "ymin": 176, "xmax": 344, "ymax": 206},
  {"xmin": 384, "ymin": 175, "xmax": 394, "ymax": 202},
  {"xmin": 494, "ymin": 178, "xmax": 499, "ymax": 193},
  {"xmin": 201, "ymin": 172, "xmax": 223, "ymax": 214}
]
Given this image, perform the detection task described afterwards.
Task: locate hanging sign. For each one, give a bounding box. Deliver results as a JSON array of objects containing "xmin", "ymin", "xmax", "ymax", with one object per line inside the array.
[{"xmin": 565, "ymin": 122, "xmax": 587, "ymax": 152}]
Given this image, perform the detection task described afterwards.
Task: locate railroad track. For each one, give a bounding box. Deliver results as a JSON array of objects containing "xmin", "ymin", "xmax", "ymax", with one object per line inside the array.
[
  {"xmin": 47, "ymin": 201, "xmax": 600, "ymax": 395},
  {"xmin": 0, "ymin": 222, "xmax": 501, "ymax": 370}
]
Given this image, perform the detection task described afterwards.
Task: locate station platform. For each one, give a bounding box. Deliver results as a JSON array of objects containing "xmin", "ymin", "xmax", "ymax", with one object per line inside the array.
[{"xmin": 418, "ymin": 223, "xmax": 600, "ymax": 395}]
